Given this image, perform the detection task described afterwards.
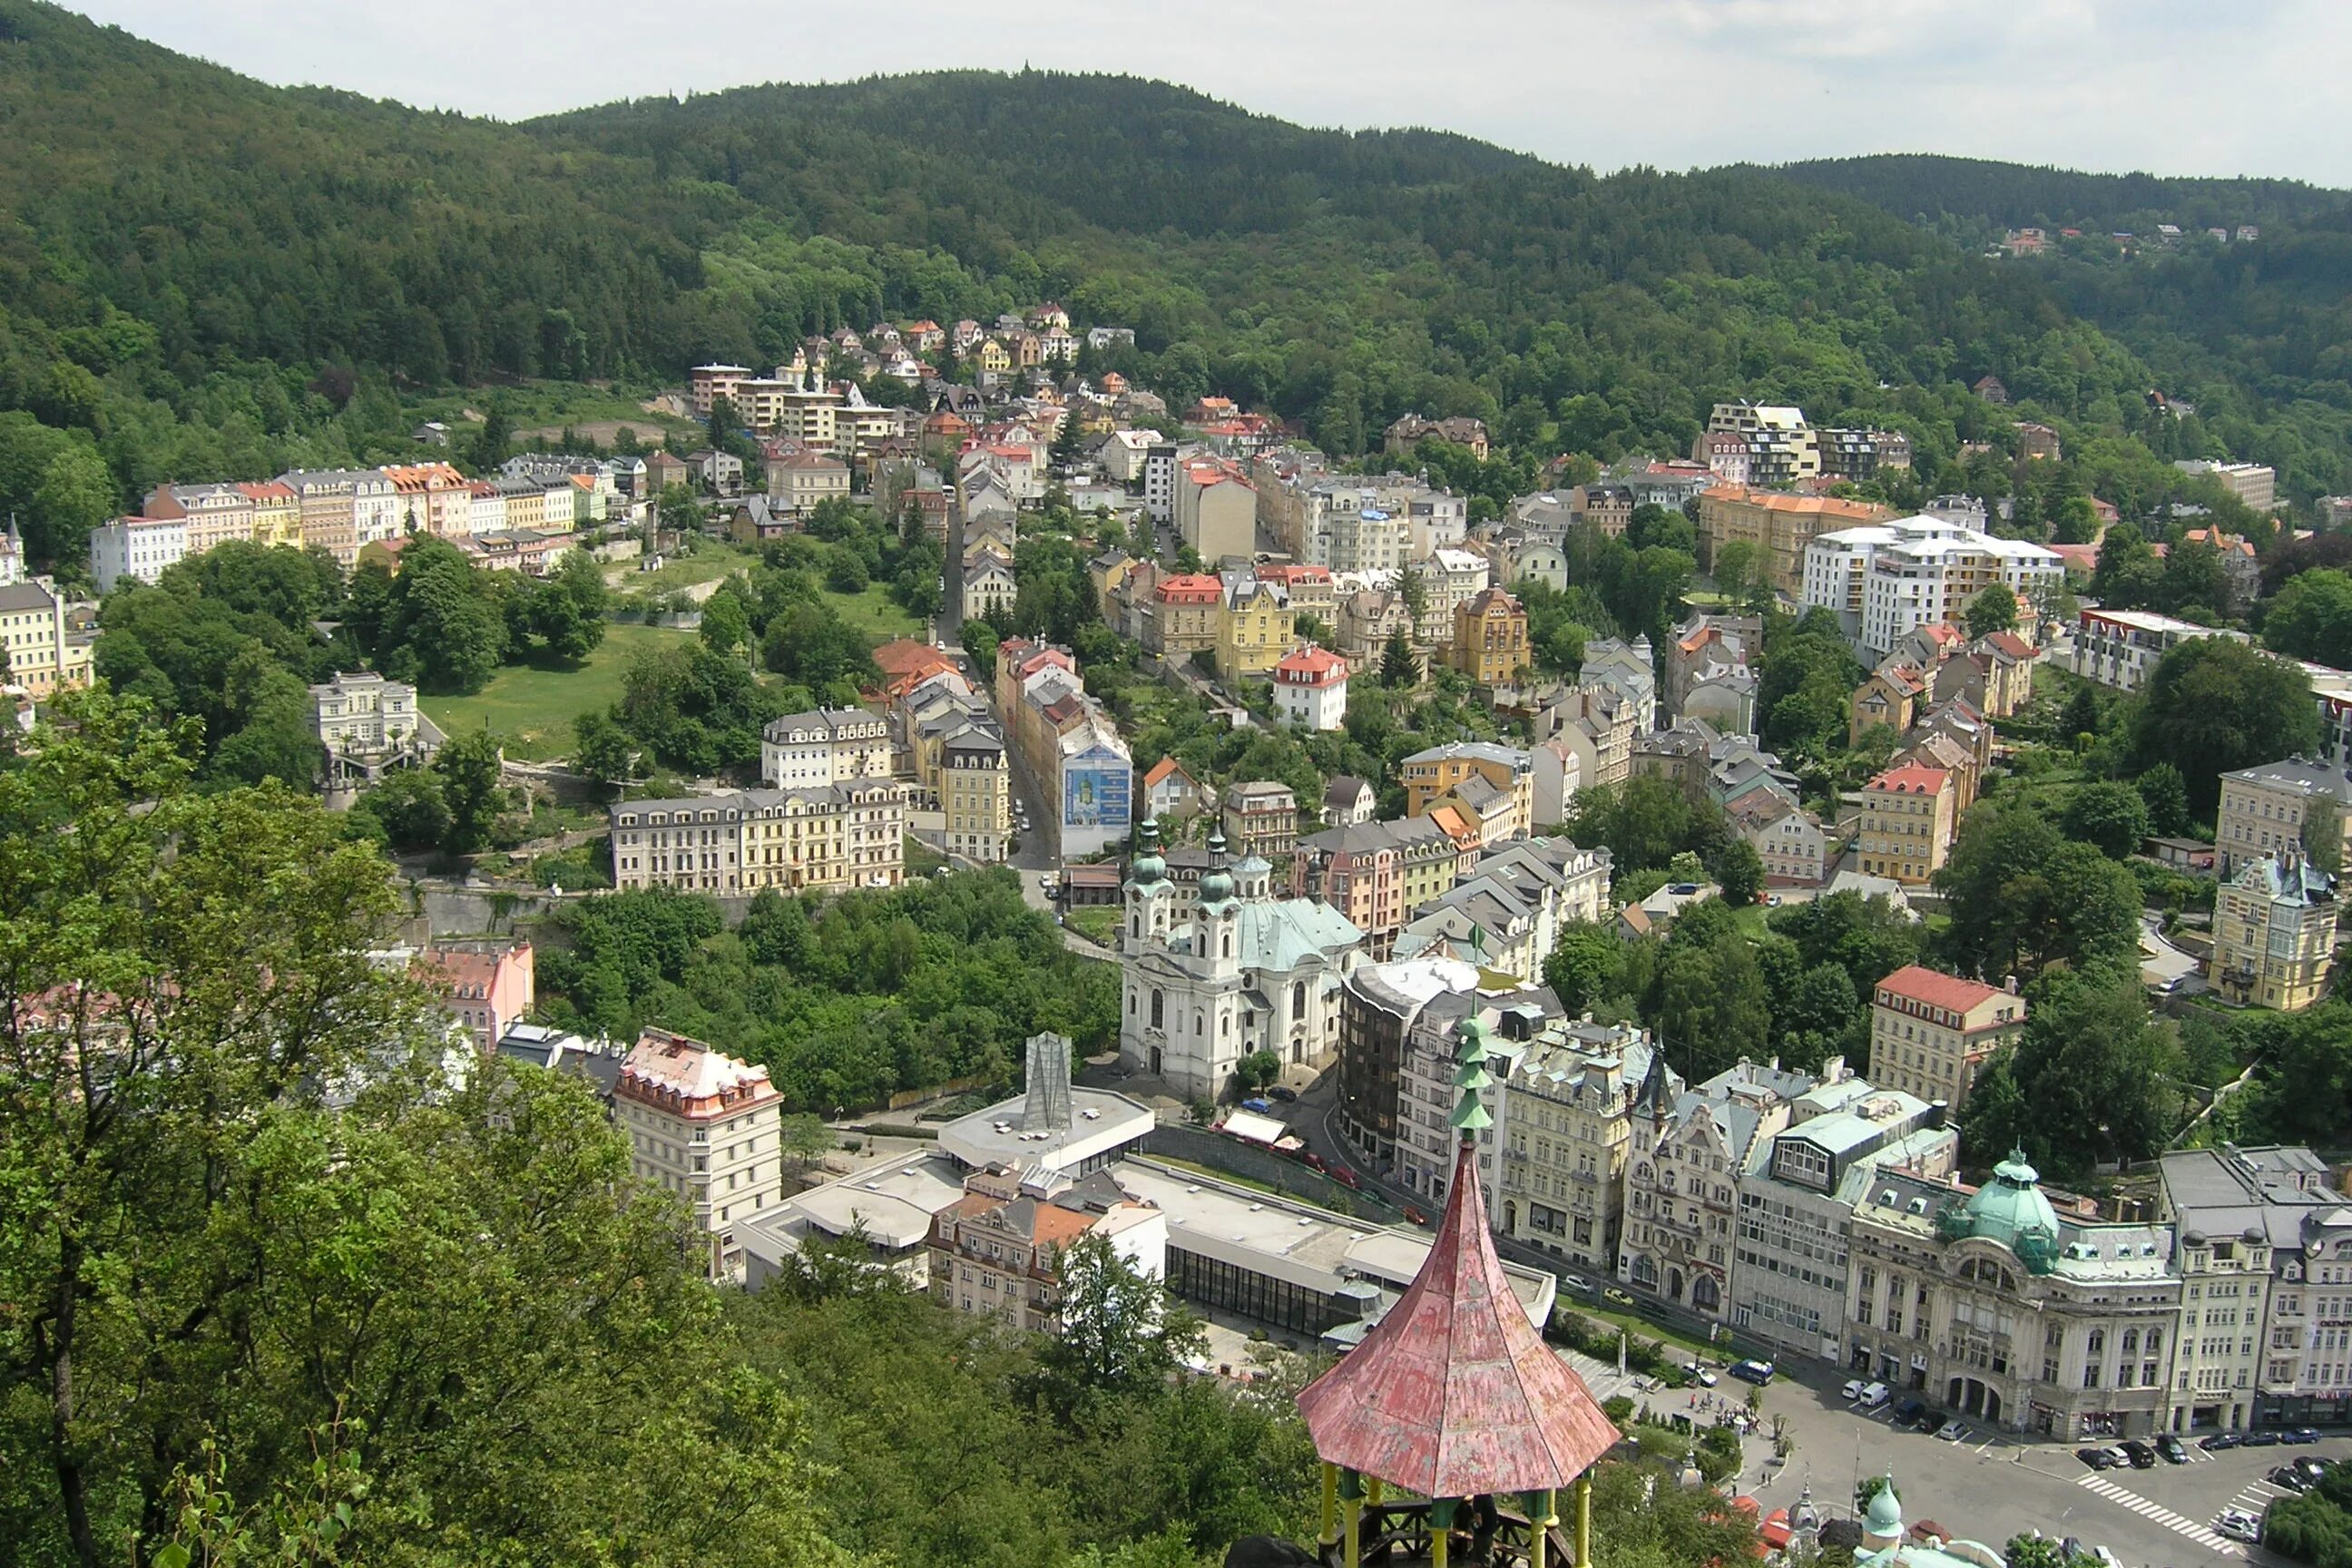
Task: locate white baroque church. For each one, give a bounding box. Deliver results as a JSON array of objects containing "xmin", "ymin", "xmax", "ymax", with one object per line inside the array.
[{"xmin": 1118, "ymin": 819, "xmax": 1367, "ymax": 1104}]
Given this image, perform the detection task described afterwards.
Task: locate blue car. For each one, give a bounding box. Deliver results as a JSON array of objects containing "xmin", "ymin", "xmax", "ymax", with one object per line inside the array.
[
  {"xmin": 1241, "ymin": 1098, "xmax": 1274, "ymax": 1113},
  {"xmin": 2284, "ymin": 1426, "xmax": 2324, "ymax": 1446}
]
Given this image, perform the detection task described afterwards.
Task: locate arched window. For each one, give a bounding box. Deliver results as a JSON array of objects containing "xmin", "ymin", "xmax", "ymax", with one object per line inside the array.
[
  {"xmin": 1631, "ymin": 1255, "xmax": 1658, "ymax": 1288},
  {"xmin": 1150, "ymin": 989, "xmax": 1163, "ymax": 1029},
  {"xmin": 1132, "ymin": 914, "xmax": 1140, "ymax": 939},
  {"xmin": 1222, "ymin": 930, "xmax": 1233, "ymax": 958},
  {"xmin": 1692, "ymin": 1275, "xmax": 1721, "ymax": 1313},
  {"xmin": 1293, "ymin": 980, "xmax": 1307, "ymax": 1015}
]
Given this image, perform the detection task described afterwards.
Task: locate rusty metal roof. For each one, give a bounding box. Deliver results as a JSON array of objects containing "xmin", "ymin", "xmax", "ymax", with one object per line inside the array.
[{"xmin": 1295, "ymin": 1138, "xmax": 1618, "ymax": 1498}]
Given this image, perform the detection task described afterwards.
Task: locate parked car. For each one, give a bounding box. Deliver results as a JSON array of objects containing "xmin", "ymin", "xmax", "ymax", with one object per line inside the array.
[
  {"xmin": 1860, "ymin": 1382, "xmax": 1891, "ymax": 1408},
  {"xmin": 2076, "ymin": 1446, "xmax": 2123, "ymax": 1470},
  {"xmin": 2292, "ymin": 1455, "xmax": 2332, "ymax": 1483},
  {"xmin": 2284, "ymin": 1426, "xmax": 2324, "ymax": 1446},
  {"xmin": 2200, "ymin": 1431, "xmax": 2244, "ymax": 1451},
  {"xmin": 2157, "ymin": 1435, "xmax": 2189, "ymax": 1464},
  {"xmin": 1894, "ymin": 1398, "xmax": 1926, "ymax": 1426},
  {"xmin": 1912, "ymin": 1408, "xmax": 1947, "ymax": 1433},
  {"xmin": 1561, "ymin": 1273, "xmax": 1594, "ymax": 1296},
  {"xmin": 1682, "ymin": 1362, "xmax": 1719, "ymax": 1387},
  {"xmin": 1269, "ymin": 1085, "xmax": 1298, "ymax": 1102},
  {"xmin": 1241, "ymin": 1098, "xmax": 1274, "ymax": 1113},
  {"xmin": 1842, "ymin": 1379, "xmax": 1868, "ymax": 1402},
  {"xmin": 2215, "ymin": 1509, "xmax": 2261, "ymax": 1545},
  {"xmin": 2247, "ymin": 1428, "xmax": 2284, "ymax": 1447},
  {"xmin": 1727, "ymin": 1359, "xmax": 1776, "ymax": 1387},
  {"xmin": 2269, "ymin": 1465, "xmax": 2315, "ymax": 1494},
  {"xmin": 1936, "ymin": 1420, "xmax": 1970, "ymax": 1443},
  {"xmin": 2120, "ymin": 1440, "xmax": 2155, "ymax": 1469}
]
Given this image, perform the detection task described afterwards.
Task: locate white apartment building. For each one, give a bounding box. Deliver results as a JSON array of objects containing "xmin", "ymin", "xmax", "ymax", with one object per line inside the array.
[
  {"xmin": 88, "ymin": 514, "xmax": 188, "ymax": 591},
  {"xmin": 615, "ymin": 1028, "xmax": 785, "ymax": 1282},
  {"xmin": 1143, "ymin": 443, "xmax": 1180, "ymax": 523},
  {"xmin": 1490, "ymin": 1015, "xmax": 1664, "ymax": 1278},
  {"xmin": 2072, "ymin": 607, "xmax": 2249, "ymax": 692},
  {"xmin": 1803, "ymin": 515, "xmax": 2063, "ymax": 657},
  {"xmin": 760, "ymin": 706, "xmax": 894, "ymax": 789}
]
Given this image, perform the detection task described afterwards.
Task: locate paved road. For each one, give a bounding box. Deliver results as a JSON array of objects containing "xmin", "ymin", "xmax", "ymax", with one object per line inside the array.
[{"xmin": 1751, "ymin": 1366, "xmax": 2336, "ymax": 1563}]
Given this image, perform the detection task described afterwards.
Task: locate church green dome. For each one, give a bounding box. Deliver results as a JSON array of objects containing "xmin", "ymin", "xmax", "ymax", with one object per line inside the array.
[
  {"xmin": 1127, "ymin": 818, "xmax": 1167, "ymax": 887},
  {"xmin": 1865, "ymin": 1479, "xmax": 1903, "ymax": 1536},
  {"xmin": 1198, "ymin": 827, "xmax": 1235, "ymax": 906}
]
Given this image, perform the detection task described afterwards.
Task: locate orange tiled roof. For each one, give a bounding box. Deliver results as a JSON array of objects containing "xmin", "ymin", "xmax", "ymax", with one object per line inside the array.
[
  {"xmin": 1877, "ymin": 964, "xmax": 2005, "ymax": 1014},
  {"xmin": 1867, "ymin": 763, "xmax": 1950, "ymax": 795}
]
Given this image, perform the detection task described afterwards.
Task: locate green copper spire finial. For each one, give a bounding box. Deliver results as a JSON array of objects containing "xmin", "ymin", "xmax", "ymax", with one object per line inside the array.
[{"xmin": 1449, "ymin": 1015, "xmax": 1494, "ymax": 1138}]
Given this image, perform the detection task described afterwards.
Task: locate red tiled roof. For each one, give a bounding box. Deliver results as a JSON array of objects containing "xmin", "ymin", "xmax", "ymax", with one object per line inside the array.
[
  {"xmin": 1154, "ymin": 573, "xmax": 1223, "ymax": 604},
  {"xmin": 1296, "ymin": 1138, "xmax": 1617, "ymax": 1496},
  {"xmin": 1877, "ymin": 964, "xmax": 2004, "ymax": 1014},
  {"xmin": 1275, "ymin": 645, "xmax": 1348, "ymax": 683},
  {"xmin": 1142, "ymin": 755, "xmax": 1193, "ymax": 790},
  {"xmin": 1867, "ymin": 763, "xmax": 1949, "ymax": 795},
  {"xmin": 1982, "ymin": 631, "xmax": 2036, "ymax": 660}
]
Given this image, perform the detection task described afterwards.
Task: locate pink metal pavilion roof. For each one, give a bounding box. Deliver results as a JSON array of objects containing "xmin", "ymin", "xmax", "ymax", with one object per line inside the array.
[{"xmin": 1295, "ymin": 1138, "xmax": 1619, "ymax": 1499}]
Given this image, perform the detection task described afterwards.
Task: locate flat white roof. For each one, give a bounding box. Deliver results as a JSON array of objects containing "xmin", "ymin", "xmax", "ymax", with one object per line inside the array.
[{"xmin": 937, "ymin": 1087, "xmax": 1156, "ymax": 1177}]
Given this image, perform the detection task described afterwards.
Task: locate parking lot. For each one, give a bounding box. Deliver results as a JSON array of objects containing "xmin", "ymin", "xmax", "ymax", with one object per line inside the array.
[{"xmin": 1744, "ymin": 1364, "xmax": 2346, "ymax": 1564}]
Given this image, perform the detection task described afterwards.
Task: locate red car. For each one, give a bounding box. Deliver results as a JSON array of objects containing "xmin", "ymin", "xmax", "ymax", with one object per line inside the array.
[
  {"xmin": 1404, "ymin": 1205, "xmax": 1431, "ymax": 1227},
  {"xmin": 1301, "ymin": 1151, "xmax": 1327, "ymax": 1173},
  {"xmin": 1330, "ymin": 1166, "xmax": 1361, "ymax": 1191}
]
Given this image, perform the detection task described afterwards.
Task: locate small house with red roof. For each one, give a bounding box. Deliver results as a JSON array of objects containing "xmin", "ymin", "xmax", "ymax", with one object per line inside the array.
[
  {"xmin": 1274, "ymin": 644, "xmax": 1351, "ymax": 731},
  {"xmin": 1869, "ymin": 965, "xmax": 2025, "ymax": 1109},
  {"xmin": 1859, "ymin": 764, "xmax": 1955, "ymax": 885},
  {"xmin": 1141, "ymin": 755, "xmax": 1207, "ymax": 821}
]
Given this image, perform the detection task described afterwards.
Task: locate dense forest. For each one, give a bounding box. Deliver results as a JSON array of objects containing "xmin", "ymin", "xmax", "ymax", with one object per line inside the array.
[{"xmin": 2, "ymin": 1, "xmax": 2349, "ymax": 573}]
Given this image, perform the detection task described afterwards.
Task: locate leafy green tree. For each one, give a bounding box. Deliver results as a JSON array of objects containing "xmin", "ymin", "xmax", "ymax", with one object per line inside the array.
[
  {"xmin": 2061, "ymin": 779, "xmax": 2151, "ymax": 859},
  {"xmin": 1034, "ymin": 1231, "xmax": 1207, "ymax": 1402},
  {"xmin": 2266, "ymin": 569, "xmax": 2352, "ymax": 668},
  {"xmin": 2135, "ymin": 761, "xmax": 2192, "ymax": 837},
  {"xmin": 1542, "ymin": 920, "xmax": 1624, "ymax": 1016},
  {"xmin": 573, "ymin": 709, "xmax": 637, "ymax": 788},
  {"xmin": 2059, "ymin": 681, "xmax": 2104, "ymax": 747},
  {"xmin": 1709, "ymin": 838, "xmax": 1765, "ymax": 906},
  {"xmin": 1965, "ymin": 582, "xmax": 2018, "ymax": 639},
  {"xmin": 30, "ymin": 442, "xmax": 117, "ymax": 566},
  {"xmin": 2131, "ymin": 637, "xmax": 2319, "ymax": 815},
  {"xmin": 529, "ymin": 550, "xmax": 609, "ymax": 661},
  {"xmin": 1935, "ymin": 799, "xmax": 2141, "ymax": 980},
  {"xmin": 1963, "ymin": 964, "xmax": 2185, "ymax": 1178},
  {"xmin": 350, "ymin": 765, "xmax": 453, "ymax": 852},
  {"xmin": 1235, "ymin": 1049, "xmax": 1282, "ymax": 1092},
  {"xmin": 433, "ymin": 727, "xmax": 506, "ymax": 853},
  {"xmin": 2234, "ymin": 1003, "xmax": 2352, "ymax": 1146},
  {"xmin": 1379, "ymin": 626, "xmax": 1418, "ymax": 686},
  {"xmin": 2005, "ymin": 1534, "xmax": 2068, "ymax": 1568},
  {"xmin": 384, "ymin": 537, "xmax": 505, "ymax": 694},
  {"xmin": 2156, "ymin": 534, "xmax": 2232, "ymax": 620},
  {"xmin": 1655, "ymin": 903, "xmax": 1772, "ymax": 1080}
]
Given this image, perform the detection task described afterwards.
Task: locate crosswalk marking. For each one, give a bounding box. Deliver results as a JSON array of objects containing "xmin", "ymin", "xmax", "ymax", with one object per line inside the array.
[{"xmin": 2074, "ymin": 1475, "xmax": 2244, "ymax": 1557}]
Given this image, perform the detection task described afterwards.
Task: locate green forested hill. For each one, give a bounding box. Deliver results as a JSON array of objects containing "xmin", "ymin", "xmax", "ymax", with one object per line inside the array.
[
  {"xmin": 1769, "ymin": 153, "xmax": 2347, "ymax": 235},
  {"xmin": 0, "ymin": 0, "xmax": 2347, "ymax": 572}
]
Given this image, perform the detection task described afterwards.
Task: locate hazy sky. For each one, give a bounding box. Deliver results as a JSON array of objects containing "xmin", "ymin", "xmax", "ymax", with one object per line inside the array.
[{"xmin": 69, "ymin": 0, "xmax": 2352, "ymax": 186}]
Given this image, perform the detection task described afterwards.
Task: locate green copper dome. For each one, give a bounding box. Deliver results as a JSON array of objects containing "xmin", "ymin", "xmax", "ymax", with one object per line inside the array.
[
  {"xmin": 1864, "ymin": 1478, "xmax": 1903, "ymax": 1536},
  {"xmin": 1959, "ymin": 1149, "xmax": 2062, "ymax": 1259},
  {"xmin": 1198, "ymin": 828, "xmax": 1235, "ymax": 907},
  {"xmin": 1128, "ymin": 818, "xmax": 1167, "ymax": 887}
]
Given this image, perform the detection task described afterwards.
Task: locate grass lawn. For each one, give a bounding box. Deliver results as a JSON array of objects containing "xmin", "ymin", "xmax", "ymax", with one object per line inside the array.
[
  {"xmin": 1066, "ymin": 906, "xmax": 1121, "ymax": 946},
  {"xmin": 619, "ymin": 541, "xmax": 761, "ymax": 595},
  {"xmin": 422, "ymin": 622, "xmax": 689, "ymax": 761},
  {"xmin": 826, "ymin": 583, "xmax": 922, "ymax": 641}
]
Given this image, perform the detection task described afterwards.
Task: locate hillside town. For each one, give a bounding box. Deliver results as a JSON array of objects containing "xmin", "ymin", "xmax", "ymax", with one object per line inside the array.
[{"xmin": 18, "ymin": 300, "xmax": 2352, "ymax": 1568}]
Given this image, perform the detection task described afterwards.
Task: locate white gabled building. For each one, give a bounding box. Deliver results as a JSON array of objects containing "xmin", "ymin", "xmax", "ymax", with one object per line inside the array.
[
  {"xmin": 1118, "ymin": 823, "xmax": 1366, "ymax": 1103},
  {"xmin": 760, "ymin": 706, "xmax": 894, "ymax": 789},
  {"xmin": 1271, "ymin": 643, "xmax": 1350, "ymax": 730},
  {"xmin": 615, "ymin": 1028, "xmax": 786, "ymax": 1283}
]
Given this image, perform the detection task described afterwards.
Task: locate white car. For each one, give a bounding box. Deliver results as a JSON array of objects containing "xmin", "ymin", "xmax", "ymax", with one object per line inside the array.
[
  {"xmin": 1842, "ymin": 1378, "xmax": 1868, "ymax": 1402},
  {"xmin": 1936, "ymin": 1420, "xmax": 1969, "ymax": 1443},
  {"xmin": 1860, "ymin": 1382, "xmax": 1891, "ymax": 1407},
  {"xmin": 1681, "ymin": 1362, "xmax": 1719, "ymax": 1387},
  {"xmin": 2215, "ymin": 1509, "xmax": 2261, "ymax": 1544}
]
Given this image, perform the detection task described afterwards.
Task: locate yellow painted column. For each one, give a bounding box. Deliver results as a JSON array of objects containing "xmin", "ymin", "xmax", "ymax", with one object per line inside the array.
[
  {"xmin": 1429, "ymin": 1498, "xmax": 1457, "ymax": 1568},
  {"xmin": 1320, "ymin": 1463, "xmax": 1339, "ymax": 1550},
  {"xmin": 1367, "ymin": 1477, "xmax": 1384, "ymax": 1506},
  {"xmin": 1574, "ymin": 1475, "xmax": 1592, "ymax": 1568},
  {"xmin": 1524, "ymin": 1489, "xmax": 1556, "ymax": 1568},
  {"xmin": 1340, "ymin": 1468, "xmax": 1364, "ymax": 1568}
]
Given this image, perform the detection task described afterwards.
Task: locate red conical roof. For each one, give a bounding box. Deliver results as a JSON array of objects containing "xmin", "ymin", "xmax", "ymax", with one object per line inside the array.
[{"xmin": 1296, "ymin": 1138, "xmax": 1619, "ymax": 1499}]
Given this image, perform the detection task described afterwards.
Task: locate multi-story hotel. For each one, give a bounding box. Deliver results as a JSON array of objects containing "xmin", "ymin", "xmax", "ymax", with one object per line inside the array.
[
  {"xmin": 608, "ymin": 784, "xmax": 907, "ymax": 896},
  {"xmin": 1867, "ymin": 965, "xmax": 2026, "ymax": 1112},
  {"xmin": 2208, "ymin": 852, "xmax": 2338, "ymax": 1011},
  {"xmin": 615, "ymin": 1028, "xmax": 786, "ymax": 1282},
  {"xmin": 1801, "ymin": 515, "xmax": 2063, "ymax": 657}
]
